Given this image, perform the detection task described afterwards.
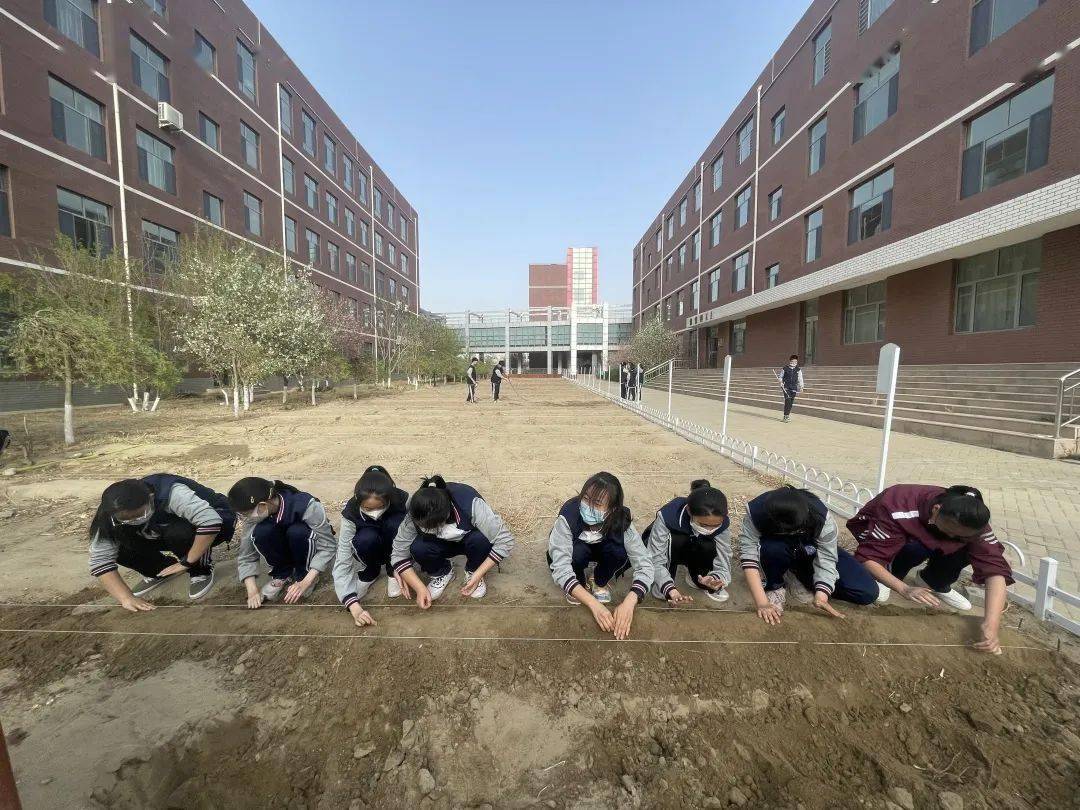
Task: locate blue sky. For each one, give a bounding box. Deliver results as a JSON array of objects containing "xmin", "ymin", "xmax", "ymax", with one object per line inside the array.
[{"xmin": 249, "ymin": 0, "xmax": 809, "ymax": 312}]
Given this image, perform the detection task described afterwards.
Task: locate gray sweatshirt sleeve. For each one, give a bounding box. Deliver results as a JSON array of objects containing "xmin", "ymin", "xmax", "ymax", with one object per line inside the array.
[
  {"xmin": 739, "ymin": 515, "xmax": 762, "ymax": 572},
  {"xmin": 88, "ymin": 530, "xmax": 120, "ymax": 577},
  {"xmin": 166, "ymin": 484, "xmax": 223, "ymax": 533},
  {"xmin": 547, "ymin": 515, "xmax": 579, "ymax": 598},
  {"xmin": 236, "ymin": 519, "xmax": 260, "ymax": 582},
  {"xmin": 333, "ymin": 513, "xmax": 363, "ymax": 609},
  {"xmin": 623, "ymin": 524, "xmax": 653, "ymax": 600},
  {"xmin": 301, "ymin": 500, "xmax": 336, "ymax": 573},
  {"xmin": 648, "ymin": 514, "xmax": 676, "ymax": 599},
  {"xmin": 811, "ymin": 515, "xmax": 840, "ymax": 595},
  {"xmin": 390, "ymin": 513, "xmax": 418, "ymax": 575},
  {"xmin": 709, "ymin": 527, "xmax": 733, "ymax": 585},
  {"xmin": 471, "ymin": 497, "xmax": 515, "ymax": 563}
]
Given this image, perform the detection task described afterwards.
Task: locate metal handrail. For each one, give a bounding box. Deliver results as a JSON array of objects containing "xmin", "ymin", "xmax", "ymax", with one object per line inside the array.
[
  {"xmin": 641, "ymin": 358, "xmax": 678, "ymax": 384},
  {"xmin": 1054, "ymin": 366, "xmax": 1080, "ymax": 439}
]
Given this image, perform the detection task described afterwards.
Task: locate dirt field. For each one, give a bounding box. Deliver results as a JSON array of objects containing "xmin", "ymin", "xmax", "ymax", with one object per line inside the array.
[{"xmin": 1, "ymin": 380, "xmax": 1078, "ymax": 810}]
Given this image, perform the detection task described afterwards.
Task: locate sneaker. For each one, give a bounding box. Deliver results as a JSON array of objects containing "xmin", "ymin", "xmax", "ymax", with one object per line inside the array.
[
  {"xmin": 261, "ymin": 578, "xmax": 290, "ymax": 602},
  {"xmin": 683, "ymin": 571, "xmax": 705, "ymax": 592},
  {"xmin": 782, "ymin": 571, "xmax": 814, "ymax": 605},
  {"xmin": 875, "ymin": 583, "xmax": 892, "ymax": 604},
  {"xmin": 427, "ymin": 569, "xmax": 456, "ymax": 601},
  {"xmin": 921, "ymin": 579, "xmax": 972, "ymax": 611},
  {"xmin": 765, "ymin": 588, "xmax": 786, "ymax": 614},
  {"xmin": 463, "ymin": 570, "xmax": 487, "ymax": 599},
  {"xmin": 354, "ymin": 577, "xmax": 374, "ymax": 601},
  {"xmin": 188, "ymin": 570, "xmax": 215, "ymax": 600},
  {"xmin": 588, "ymin": 573, "xmax": 611, "ymax": 604},
  {"xmin": 704, "ymin": 587, "xmax": 730, "ymax": 603},
  {"xmin": 783, "ymin": 415, "xmax": 791, "ymax": 423},
  {"xmin": 387, "ymin": 576, "xmax": 402, "ymax": 598},
  {"xmin": 132, "ymin": 575, "xmax": 175, "ymax": 598},
  {"xmin": 566, "ymin": 593, "xmax": 582, "ymax": 605}
]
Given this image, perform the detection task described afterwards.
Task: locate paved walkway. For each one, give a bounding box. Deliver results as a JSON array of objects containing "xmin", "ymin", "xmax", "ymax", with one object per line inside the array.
[{"xmin": 640, "ymin": 387, "xmax": 1080, "ymax": 602}]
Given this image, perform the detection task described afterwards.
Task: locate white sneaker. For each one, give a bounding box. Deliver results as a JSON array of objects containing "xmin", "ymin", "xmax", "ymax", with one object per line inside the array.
[
  {"xmin": 783, "ymin": 571, "xmax": 814, "ymax": 605},
  {"xmin": 261, "ymin": 578, "xmax": 289, "ymax": 602},
  {"xmin": 588, "ymin": 573, "xmax": 611, "ymax": 604},
  {"xmin": 766, "ymin": 588, "xmax": 786, "ymax": 614},
  {"xmin": 684, "ymin": 571, "xmax": 705, "ymax": 591},
  {"xmin": 354, "ymin": 578, "xmax": 374, "ymax": 601},
  {"xmin": 427, "ymin": 569, "xmax": 456, "ymax": 601},
  {"xmin": 875, "ymin": 583, "xmax": 891, "ymax": 603},
  {"xmin": 925, "ymin": 583, "xmax": 972, "ymax": 611},
  {"xmin": 704, "ymin": 587, "xmax": 729, "ymax": 603},
  {"xmin": 387, "ymin": 576, "xmax": 402, "ymax": 599},
  {"xmin": 463, "ymin": 571, "xmax": 487, "ymax": 599}
]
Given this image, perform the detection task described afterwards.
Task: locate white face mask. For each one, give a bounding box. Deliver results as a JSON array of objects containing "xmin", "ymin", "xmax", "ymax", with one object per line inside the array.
[
  {"xmin": 689, "ymin": 520, "xmax": 720, "ymax": 537},
  {"xmin": 361, "ymin": 506, "xmax": 388, "ymax": 520},
  {"xmin": 435, "ymin": 524, "xmax": 466, "ymax": 540}
]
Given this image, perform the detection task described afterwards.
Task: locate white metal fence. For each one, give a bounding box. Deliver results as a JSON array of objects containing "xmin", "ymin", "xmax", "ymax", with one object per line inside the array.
[{"xmin": 565, "ymin": 369, "xmax": 1080, "ymax": 637}]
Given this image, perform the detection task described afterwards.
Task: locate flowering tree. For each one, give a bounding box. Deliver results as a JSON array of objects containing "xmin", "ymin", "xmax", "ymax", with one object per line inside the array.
[{"xmin": 628, "ymin": 315, "xmax": 679, "ymax": 370}]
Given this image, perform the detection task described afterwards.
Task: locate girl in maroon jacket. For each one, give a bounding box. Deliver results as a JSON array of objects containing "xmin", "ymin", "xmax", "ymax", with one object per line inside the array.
[{"xmin": 847, "ymin": 484, "xmax": 1012, "ymax": 654}]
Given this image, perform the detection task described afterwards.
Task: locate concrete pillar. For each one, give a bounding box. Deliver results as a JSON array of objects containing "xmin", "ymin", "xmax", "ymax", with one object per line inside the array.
[
  {"xmin": 601, "ymin": 302, "xmax": 610, "ymax": 375},
  {"xmin": 504, "ymin": 308, "xmax": 511, "ymax": 369},
  {"xmin": 569, "ymin": 305, "xmax": 578, "ymax": 375},
  {"xmin": 464, "ymin": 310, "xmax": 470, "ymax": 358},
  {"xmin": 546, "ymin": 306, "xmax": 553, "ymax": 375}
]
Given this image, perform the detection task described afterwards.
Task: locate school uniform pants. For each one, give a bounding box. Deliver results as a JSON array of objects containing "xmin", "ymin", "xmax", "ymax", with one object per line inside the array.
[
  {"xmin": 252, "ymin": 520, "xmax": 316, "ymax": 582},
  {"xmin": 568, "ymin": 537, "xmax": 630, "ymax": 588},
  {"xmin": 116, "ymin": 513, "xmax": 234, "ymax": 578},
  {"xmin": 620, "ymin": 381, "xmax": 628, "ymax": 399},
  {"xmin": 666, "ymin": 531, "xmax": 722, "ymax": 593},
  {"xmin": 352, "ymin": 533, "xmax": 395, "ymax": 583},
  {"xmin": 410, "ymin": 530, "xmax": 493, "ymax": 577},
  {"xmin": 491, "ymin": 380, "xmax": 501, "ymax": 401},
  {"xmin": 783, "ymin": 388, "xmax": 797, "ymax": 417},
  {"xmin": 889, "ymin": 540, "xmax": 970, "ymax": 593},
  {"xmin": 759, "ymin": 539, "xmax": 878, "ymax": 605},
  {"xmin": 466, "ymin": 381, "xmax": 477, "ymax": 402}
]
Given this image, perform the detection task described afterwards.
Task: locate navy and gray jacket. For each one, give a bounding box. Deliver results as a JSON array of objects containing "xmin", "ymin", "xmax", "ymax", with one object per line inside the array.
[
  {"xmin": 780, "ymin": 364, "xmax": 804, "ymax": 394},
  {"xmin": 547, "ymin": 497, "xmax": 653, "ymax": 600},
  {"xmin": 390, "ymin": 482, "xmax": 515, "ymax": 575},
  {"xmin": 644, "ymin": 497, "xmax": 732, "ymax": 599},
  {"xmin": 333, "ymin": 487, "xmax": 409, "ymax": 610},
  {"xmin": 235, "ymin": 484, "xmax": 336, "ymax": 582},
  {"xmin": 738, "ymin": 489, "xmax": 840, "ymax": 595},
  {"xmin": 88, "ymin": 473, "xmax": 233, "ymax": 577}
]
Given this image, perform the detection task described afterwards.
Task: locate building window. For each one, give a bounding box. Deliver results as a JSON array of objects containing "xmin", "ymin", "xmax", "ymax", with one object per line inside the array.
[
  {"xmin": 243, "ymin": 192, "xmax": 262, "ymax": 236},
  {"xmin": 141, "ymin": 0, "xmax": 165, "ymax": 15},
  {"xmin": 954, "ymin": 239, "xmax": 1040, "ymax": 333},
  {"xmin": 389, "ymin": 278, "xmax": 396, "ymax": 298},
  {"xmin": 677, "ymin": 295, "xmax": 684, "ymax": 317},
  {"xmin": 735, "ymin": 185, "xmax": 751, "ymax": 229},
  {"xmin": 666, "ymin": 214, "xmax": 674, "ymax": 239},
  {"xmin": 387, "ymin": 201, "xmax": 395, "ymax": 228},
  {"xmin": 343, "ymin": 156, "xmax": 354, "ymax": 191},
  {"xmin": 358, "ymin": 172, "xmax": 368, "ymax": 203},
  {"xmin": 278, "ymin": 87, "xmax": 292, "ymax": 135},
  {"xmin": 731, "ymin": 320, "xmax": 746, "ymax": 354},
  {"xmin": 240, "ymin": 121, "xmax": 259, "ymax": 170},
  {"xmin": 130, "ymin": 31, "xmax": 169, "ymax": 102},
  {"xmin": 400, "ymin": 215, "xmax": 408, "ymax": 241},
  {"xmin": 345, "ymin": 208, "xmax": 356, "ymax": 238},
  {"xmin": 731, "ymin": 251, "xmax": 749, "ymax": 293},
  {"xmin": 388, "ymin": 243, "xmax": 396, "ymax": 266},
  {"xmin": 665, "ymin": 256, "xmax": 673, "ymax": 279},
  {"xmin": 678, "ymin": 197, "xmax": 687, "ymax": 227},
  {"xmin": 305, "ymin": 228, "xmax": 320, "ymax": 265},
  {"xmin": 768, "ymin": 187, "xmax": 782, "ymax": 222},
  {"xmin": 360, "ymin": 220, "xmax": 369, "ymax": 246},
  {"xmin": 198, "ymin": 112, "xmax": 219, "ymax": 151},
  {"xmin": 361, "ymin": 261, "xmax": 372, "ymax": 290},
  {"xmin": 805, "ymin": 208, "xmax": 823, "ymax": 262},
  {"xmin": 304, "ymin": 175, "xmax": 318, "ymax": 210},
  {"xmin": 136, "ymin": 128, "xmax": 176, "ymax": 194},
  {"xmin": 843, "ymin": 282, "xmax": 886, "ymax": 344},
  {"xmin": 282, "ymin": 156, "xmax": 295, "ymax": 194},
  {"xmin": 692, "ymin": 231, "xmax": 700, "ymax": 261},
  {"xmin": 202, "ymin": 191, "xmax": 223, "ymax": 226},
  {"xmin": 849, "ymin": 168, "xmax": 894, "ymax": 244},
  {"xmin": 401, "ymin": 254, "xmax": 408, "ymax": 275},
  {"xmin": 236, "ymin": 39, "xmax": 256, "ymax": 101},
  {"xmin": 45, "ymin": 0, "xmax": 100, "ymax": 57},
  {"xmin": 737, "ymin": 117, "xmax": 753, "ymax": 164},
  {"xmin": 402, "ymin": 283, "xmax": 409, "ymax": 302},
  {"xmin": 49, "ymin": 76, "xmax": 106, "ymax": 160},
  {"xmin": 323, "ymin": 135, "xmax": 336, "ymax": 175},
  {"xmin": 374, "ymin": 232, "xmax": 383, "ymax": 257},
  {"xmin": 327, "ymin": 241, "xmax": 339, "ymax": 275},
  {"xmin": 57, "ymin": 187, "xmax": 112, "ymax": 255},
  {"xmin": 853, "ymin": 51, "xmax": 900, "ymax": 142},
  {"xmin": 302, "ymin": 111, "xmax": 316, "ymax": 156},
  {"xmin": 709, "ymin": 269, "xmax": 719, "ymax": 302},
  {"xmin": 962, "ymin": 74, "xmax": 1053, "ymax": 199},
  {"xmin": 678, "ymin": 243, "xmax": 686, "ymax": 270},
  {"xmin": 771, "ymin": 107, "xmax": 786, "ymax": 145},
  {"xmin": 326, "ymin": 192, "xmax": 338, "ymax": 224},
  {"xmin": 665, "ymin": 298, "xmax": 671, "ymax": 322},
  {"xmin": 710, "ymin": 211, "xmax": 722, "ymax": 247},
  {"xmin": 859, "ymin": 0, "xmax": 895, "ymax": 33},
  {"xmin": 711, "ymin": 153, "xmax": 724, "ymax": 191},
  {"xmin": 813, "ymin": 21, "xmax": 831, "ymax": 85},
  {"xmin": 0, "ymin": 166, "xmax": 11, "ymax": 237},
  {"xmin": 374, "ymin": 186, "xmax": 383, "ymax": 217},
  {"xmin": 809, "ymin": 117, "xmax": 827, "ymax": 175},
  {"xmin": 284, "ymin": 216, "xmax": 297, "ymax": 253},
  {"xmin": 693, "ymin": 181, "xmax": 702, "ymax": 212},
  {"xmin": 141, "ymin": 220, "xmax": 178, "ymax": 273},
  {"xmin": 655, "ymin": 229, "xmax": 662, "ymax": 251},
  {"xmin": 767, "ymin": 263, "xmax": 780, "ymax": 288},
  {"xmin": 970, "ymin": 0, "xmax": 1041, "ymax": 56},
  {"xmin": 193, "ymin": 31, "xmax": 215, "ymax": 73},
  {"xmin": 345, "ymin": 252, "xmax": 357, "ymax": 282}
]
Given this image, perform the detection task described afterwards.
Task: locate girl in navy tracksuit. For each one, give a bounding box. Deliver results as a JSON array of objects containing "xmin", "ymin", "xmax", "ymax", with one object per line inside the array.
[
  {"xmin": 547, "ymin": 472, "xmax": 653, "ymax": 640},
  {"xmin": 645, "ymin": 479, "xmax": 732, "ymax": 605},
  {"xmin": 333, "ymin": 465, "xmax": 409, "ymax": 627},
  {"xmin": 229, "ymin": 477, "xmax": 336, "ymax": 609},
  {"xmin": 88, "ymin": 473, "xmax": 235, "ymax": 608},
  {"xmin": 391, "ymin": 475, "xmax": 515, "ymax": 608}
]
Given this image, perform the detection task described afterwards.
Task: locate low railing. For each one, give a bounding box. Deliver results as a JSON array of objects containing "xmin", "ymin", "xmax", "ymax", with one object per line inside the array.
[
  {"xmin": 564, "ymin": 369, "xmax": 1080, "ymax": 637},
  {"xmin": 1054, "ymin": 366, "xmax": 1080, "ymax": 439}
]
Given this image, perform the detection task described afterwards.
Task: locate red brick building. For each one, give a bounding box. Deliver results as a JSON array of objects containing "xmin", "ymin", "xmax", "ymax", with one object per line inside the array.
[{"xmin": 632, "ymin": 0, "xmax": 1080, "ymax": 368}]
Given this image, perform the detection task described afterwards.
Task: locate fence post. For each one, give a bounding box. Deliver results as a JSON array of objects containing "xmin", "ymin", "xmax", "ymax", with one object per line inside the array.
[
  {"xmin": 1033, "ymin": 556, "xmax": 1058, "ymax": 620},
  {"xmin": 667, "ymin": 359, "xmax": 674, "ymax": 417},
  {"xmin": 750, "ymin": 445, "xmax": 759, "ymax": 471},
  {"xmin": 721, "ymin": 354, "xmax": 732, "ymax": 438},
  {"xmin": 875, "ymin": 343, "xmax": 901, "ymax": 494}
]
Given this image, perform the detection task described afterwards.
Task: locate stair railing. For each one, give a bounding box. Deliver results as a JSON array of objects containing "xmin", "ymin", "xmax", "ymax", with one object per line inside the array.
[{"xmin": 1055, "ymin": 366, "xmax": 1080, "ymax": 439}]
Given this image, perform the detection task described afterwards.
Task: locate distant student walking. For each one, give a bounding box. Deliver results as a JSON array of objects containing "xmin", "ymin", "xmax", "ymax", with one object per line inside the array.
[
  {"xmin": 490, "ymin": 360, "xmax": 506, "ymax": 401},
  {"xmin": 466, "ymin": 357, "xmax": 479, "ymax": 403},
  {"xmin": 620, "ymin": 362, "xmax": 631, "ymax": 399},
  {"xmin": 779, "ymin": 354, "xmax": 804, "ymax": 422}
]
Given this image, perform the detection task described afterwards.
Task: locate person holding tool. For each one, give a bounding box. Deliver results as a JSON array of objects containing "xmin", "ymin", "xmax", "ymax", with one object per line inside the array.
[
  {"xmin": 490, "ymin": 359, "xmax": 506, "ymax": 402},
  {"xmin": 465, "ymin": 357, "xmax": 479, "ymax": 403},
  {"xmin": 775, "ymin": 354, "xmax": 804, "ymax": 422}
]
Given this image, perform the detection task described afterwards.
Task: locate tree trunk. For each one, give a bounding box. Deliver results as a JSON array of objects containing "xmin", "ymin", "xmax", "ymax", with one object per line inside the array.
[
  {"xmin": 353, "ymin": 382, "xmax": 358, "ymax": 399},
  {"xmin": 242, "ymin": 385, "xmax": 250, "ymax": 411},
  {"xmin": 231, "ymin": 360, "xmax": 240, "ymax": 419},
  {"xmin": 62, "ymin": 353, "xmax": 75, "ymax": 446},
  {"xmin": 142, "ymin": 391, "xmax": 150, "ymax": 411},
  {"xmin": 221, "ymin": 388, "xmax": 230, "ymax": 407},
  {"xmin": 150, "ymin": 395, "xmax": 160, "ymax": 412},
  {"xmin": 282, "ymin": 382, "xmax": 288, "ymax": 405},
  {"xmin": 310, "ymin": 381, "xmax": 316, "ymax": 406}
]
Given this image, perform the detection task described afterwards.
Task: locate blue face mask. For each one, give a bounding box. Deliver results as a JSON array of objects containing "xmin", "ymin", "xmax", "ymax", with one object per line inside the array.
[{"xmin": 579, "ymin": 502, "xmax": 607, "ymax": 526}]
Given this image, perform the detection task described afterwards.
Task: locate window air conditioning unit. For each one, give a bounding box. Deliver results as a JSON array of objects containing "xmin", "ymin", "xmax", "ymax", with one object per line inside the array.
[{"xmin": 157, "ymin": 102, "xmax": 183, "ymax": 132}]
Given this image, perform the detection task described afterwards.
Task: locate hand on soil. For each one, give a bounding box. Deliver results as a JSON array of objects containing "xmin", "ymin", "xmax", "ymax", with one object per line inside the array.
[
  {"xmin": 613, "ymin": 600, "xmax": 636, "ymax": 640},
  {"xmin": 156, "ymin": 562, "xmax": 187, "ymax": 578},
  {"xmin": 283, "ymin": 582, "xmax": 309, "ymax": 604},
  {"xmin": 590, "ymin": 603, "xmax": 614, "ymax": 633},
  {"xmin": 666, "ymin": 588, "xmax": 694, "ymax": 606},
  {"xmin": 974, "ymin": 623, "xmax": 1002, "ymax": 654},
  {"xmin": 460, "ymin": 575, "xmax": 481, "ymax": 596},
  {"xmin": 902, "ymin": 585, "xmax": 941, "ymax": 608},
  {"xmin": 353, "ymin": 609, "xmax": 376, "ymax": 628},
  {"xmin": 696, "ymin": 574, "xmax": 723, "ymax": 591},
  {"xmin": 416, "ymin": 585, "xmax": 432, "ymax": 610},
  {"xmin": 813, "ymin": 592, "xmax": 845, "ymax": 619},
  {"xmin": 395, "ymin": 574, "xmax": 411, "ymax": 599},
  {"xmin": 246, "ymin": 591, "xmax": 263, "ymax": 610},
  {"xmin": 120, "ymin": 597, "xmax": 155, "ymax": 613},
  {"xmin": 756, "ymin": 603, "xmax": 782, "ymax": 625}
]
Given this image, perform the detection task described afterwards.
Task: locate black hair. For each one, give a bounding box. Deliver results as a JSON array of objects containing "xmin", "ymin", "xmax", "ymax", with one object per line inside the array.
[
  {"xmin": 90, "ymin": 479, "xmax": 153, "ymax": 541},
  {"xmin": 409, "ymin": 475, "xmax": 454, "ymax": 530},
  {"xmin": 471, "ymin": 357, "xmax": 478, "ymax": 363},
  {"xmin": 227, "ymin": 477, "xmax": 297, "ymax": 511},
  {"xmin": 759, "ymin": 486, "xmax": 822, "ymax": 537},
  {"xmin": 579, "ymin": 471, "xmax": 631, "ymax": 536},
  {"xmin": 687, "ymin": 479, "xmax": 728, "ymax": 518},
  {"xmin": 789, "ymin": 354, "xmax": 799, "ymax": 361},
  {"xmin": 935, "ymin": 485, "xmax": 990, "ymax": 530},
  {"xmin": 349, "ymin": 465, "xmax": 405, "ymax": 512}
]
